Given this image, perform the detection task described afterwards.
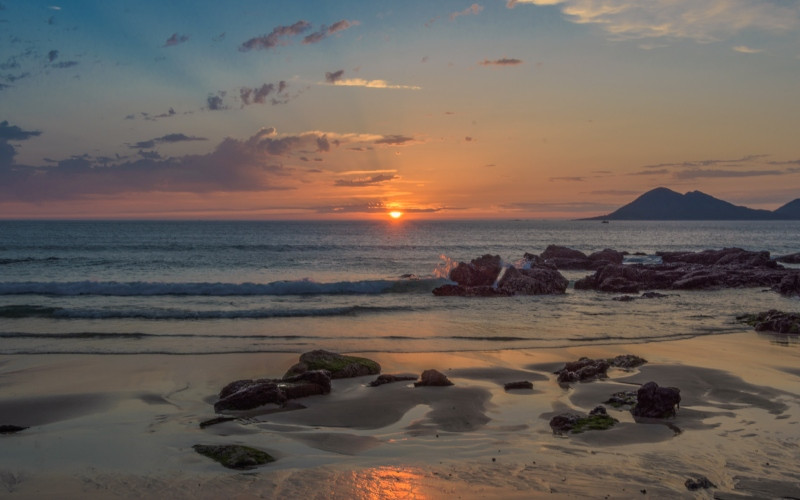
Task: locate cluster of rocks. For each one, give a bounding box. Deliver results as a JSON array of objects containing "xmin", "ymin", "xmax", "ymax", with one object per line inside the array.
[
  {"xmin": 432, "ymin": 254, "xmax": 568, "ymax": 297},
  {"xmin": 738, "ymin": 310, "xmax": 800, "ymax": 334},
  {"xmin": 554, "ymin": 354, "xmax": 648, "ymax": 383},
  {"xmin": 574, "ymin": 247, "xmax": 800, "ymax": 296},
  {"xmin": 537, "ymin": 245, "xmax": 624, "ymax": 270},
  {"xmin": 549, "ymin": 405, "xmax": 618, "ymax": 435}
]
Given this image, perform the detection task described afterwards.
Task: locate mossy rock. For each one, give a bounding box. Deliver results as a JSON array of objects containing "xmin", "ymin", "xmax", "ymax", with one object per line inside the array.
[
  {"xmin": 193, "ymin": 444, "xmax": 275, "ymax": 470},
  {"xmin": 284, "ymin": 350, "xmax": 381, "ymax": 379},
  {"xmin": 570, "ymin": 414, "xmax": 618, "ymax": 433}
]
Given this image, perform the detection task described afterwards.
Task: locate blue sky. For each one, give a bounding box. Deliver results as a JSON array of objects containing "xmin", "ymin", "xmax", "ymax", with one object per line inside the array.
[{"xmin": 2, "ymin": 0, "xmax": 799, "ymax": 218}]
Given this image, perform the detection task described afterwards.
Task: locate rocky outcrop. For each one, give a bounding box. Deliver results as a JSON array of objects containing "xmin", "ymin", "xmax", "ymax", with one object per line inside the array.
[
  {"xmin": 738, "ymin": 310, "xmax": 800, "ymax": 334},
  {"xmin": 776, "ymin": 252, "xmax": 800, "ymax": 264},
  {"xmin": 0, "ymin": 425, "xmax": 28, "ymax": 434},
  {"xmin": 193, "ymin": 444, "xmax": 275, "ymax": 470},
  {"xmin": 284, "ymin": 350, "xmax": 380, "ymax": 379},
  {"xmin": 504, "ymin": 381, "xmax": 533, "ymax": 390},
  {"xmin": 414, "ymin": 369, "xmax": 454, "ymax": 387},
  {"xmin": 432, "ymin": 253, "xmax": 568, "ymax": 297},
  {"xmin": 540, "ymin": 245, "xmax": 623, "ymax": 270},
  {"xmin": 685, "ymin": 476, "xmax": 717, "ymax": 491},
  {"xmin": 368, "ymin": 374, "xmax": 418, "ymax": 387},
  {"xmin": 575, "ymin": 247, "xmax": 800, "ymax": 296},
  {"xmin": 214, "ymin": 369, "xmax": 331, "ymax": 412},
  {"xmin": 555, "ymin": 355, "xmax": 646, "ymax": 383},
  {"xmin": 549, "ymin": 406, "xmax": 617, "ymax": 435},
  {"xmin": 631, "ymin": 381, "xmax": 681, "ymax": 419}
]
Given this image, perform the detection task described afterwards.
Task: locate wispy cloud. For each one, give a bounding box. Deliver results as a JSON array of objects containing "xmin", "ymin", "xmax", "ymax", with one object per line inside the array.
[
  {"xmin": 239, "ymin": 81, "xmax": 289, "ymax": 106},
  {"xmin": 673, "ymin": 168, "xmax": 784, "ymax": 179},
  {"xmin": 451, "ymin": 4, "xmax": 483, "ymax": 21},
  {"xmin": 549, "ymin": 176, "xmax": 584, "ymax": 182},
  {"xmin": 334, "ymin": 173, "xmax": 399, "ymax": 187},
  {"xmin": 164, "ymin": 33, "xmax": 189, "ymax": 47},
  {"xmin": 507, "ymin": 0, "xmax": 800, "ymax": 43},
  {"xmin": 239, "ymin": 21, "xmax": 311, "ymax": 51},
  {"xmin": 733, "ymin": 45, "xmax": 762, "ymax": 54},
  {"xmin": 479, "ymin": 58, "xmax": 523, "ymax": 66},
  {"xmin": 326, "ymin": 76, "xmax": 421, "ymax": 90},
  {"xmin": 129, "ymin": 133, "xmax": 207, "ymax": 150},
  {"xmin": 302, "ymin": 19, "xmax": 358, "ymax": 44}
]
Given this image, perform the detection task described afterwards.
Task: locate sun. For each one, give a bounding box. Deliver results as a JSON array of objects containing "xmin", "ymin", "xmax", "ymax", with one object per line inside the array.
[{"xmin": 389, "ymin": 211, "xmax": 404, "ymax": 219}]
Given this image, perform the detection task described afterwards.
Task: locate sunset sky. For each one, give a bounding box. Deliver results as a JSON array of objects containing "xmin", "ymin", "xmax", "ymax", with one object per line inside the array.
[{"xmin": 2, "ymin": 0, "xmax": 799, "ymax": 219}]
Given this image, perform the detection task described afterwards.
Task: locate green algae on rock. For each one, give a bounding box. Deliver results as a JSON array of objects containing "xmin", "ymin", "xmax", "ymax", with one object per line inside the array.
[{"xmin": 193, "ymin": 444, "xmax": 275, "ymax": 470}]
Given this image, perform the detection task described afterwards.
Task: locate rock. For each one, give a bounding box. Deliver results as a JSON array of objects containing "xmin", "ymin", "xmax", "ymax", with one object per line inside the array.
[
  {"xmin": 214, "ymin": 379, "xmax": 286, "ymax": 412},
  {"xmin": 368, "ymin": 374, "xmax": 418, "ymax": 387},
  {"xmin": 576, "ymin": 247, "xmax": 800, "ymax": 296},
  {"xmin": 214, "ymin": 369, "xmax": 332, "ymax": 412},
  {"xmin": 587, "ymin": 248, "xmax": 625, "ymax": 267},
  {"xmin": 0, "ymin": 425, "xmax": 28, "ymax": 434},
  {"xmin": 198, "ymin": 416, "xmax": 237, "ymax": 429},
  {"xmin": 608, "ymin": 354, "xmax": 647, "ymax": 369},
  {"xmin": 504, "ymin": 380, "xmax": 533, "ymax": 390},
  {"xmin": 612, "ymin": 295, "xmax": 637, "ymax": 302},
  {"xmin": 192, "ymin": 444, "xmax": 275, "ymax": 470},
  {"xmin": 555, "ymin": 357, "xmax": 610, "ymax": 383},
  {"xmin": 497, "ymin": 264, "xmax": 568, "ymax": 295},
  {"xmin": 685, "ymin": 476, "xmax": 717, "ymax": 491},
  {"xmin": 432, "ymin": 253, "xmax": 568, "ymax": 297},
  {"xmin": 605, "ymin": 391, "xmax": 638, "ymax": 409},
  {"xmin": 640, "ymin": 291, "xmax": 670, "ymax": 299},
  {"xmin": 414, "ymin": 369, "xmax": 454, "ymax": 387},
  {"xmin": 284, "ymin": 350, "xmax": 380, "ymax": 379},
  {"xmin": 549, "ymin": 409, "xmax": 618, "ymax": 435},
  {"xmin": 631, "ymin": 381, "xmax": 681, "ymax": 418},
  {"xmin": 738, "ymin": 310, "xmax": 800, "ymax": 334},
  {"xmin": 449, "ymin": 254, "xmax": 502, "ymax": 287}
]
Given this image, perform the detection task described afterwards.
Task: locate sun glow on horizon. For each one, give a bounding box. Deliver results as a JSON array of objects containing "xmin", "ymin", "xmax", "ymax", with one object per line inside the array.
[{"xmin": 389, "ymin": 211, "xmax": 404, "ymax": 219}]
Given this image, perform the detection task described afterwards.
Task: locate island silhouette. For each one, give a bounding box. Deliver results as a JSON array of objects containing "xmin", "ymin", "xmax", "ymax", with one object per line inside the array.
[{"xmin": 586, "ymin": 187, "xmax": 800, "ymax": 220}]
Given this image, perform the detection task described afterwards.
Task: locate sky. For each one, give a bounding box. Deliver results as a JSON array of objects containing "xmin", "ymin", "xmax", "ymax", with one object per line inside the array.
[{"xmin": 2, "ymin": 0, "xmax": 800, "ymax": 220}]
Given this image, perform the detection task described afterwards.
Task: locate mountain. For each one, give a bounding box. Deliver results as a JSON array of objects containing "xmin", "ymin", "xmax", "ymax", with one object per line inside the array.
[
  {"xmin": 586, "ymin": 187, "xmax": 796, "ymax": 220},
  {"xmin": 774, "ymin": 198, "xmax": 800, "ymax": 219}
]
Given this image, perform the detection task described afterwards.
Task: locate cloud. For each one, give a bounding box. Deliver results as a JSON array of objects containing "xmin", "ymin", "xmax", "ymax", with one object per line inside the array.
[
  {"xmin": 47, "ymin": 50, "xmax": 59, "ymax": 62},
  {"xmin": 0, "ymin": 120, "xmax": 42, "ymax": 141},
  {"xmin": 374, "ymin": 135, "xmax": 415, "ymax": 146},
  {"xmin": 630, "ymin": 168, "xmax": 670, "ymax": 176},
  {"xmin": 334, "ymin": 173, "xmax": 399, "ymax": 187},
  {"xmin": 549, "ymin": 176, "xmax": 585, "ymax": 182},
  {"xmin": 164, "ymin": 33, "xmax": 189, "ymax": 47},
  {"xmin": 502, "ymin": 200, "xmax": 618, "ymax": 213},
  {"xmin": 327, "ymin": 78, "xmax": 421, "ymax": 90},
  {"xmin": 239, "ymin": 81, "xmax": 288, "ymax": 105},
  {"xmin": 315, "ymin": 202, "xmax": 443, "ymax": 214},
  {"xmin": 129, "ymin": 133, "xmax": 207, "ymax": 150},
  {"xmin": 207, "ymin": 91, "xmax": 227, "ymax": 110},
  {"xmin": 239, "ymin": 21, "xmax": 311, "ymax": 51},
  {"xmin": 451, "ymin": 4, "xmax": 483, "ymax": 20},
  {"xmin": 302, "ymin": 19, "xmax": 358, "ymax": 44},
  {"xmin": 325, "ymin": 69, "xmax": 345, "ymax": 83},
  {"xmin": 51, "ymin": 60, "xmax": 78, "ymax": 69},
  {"xmin": 507, "ymin": 0, "xmax": 800, "ymax": 43},
  {"xmin": 733, "ymin": 45, "xmax": 762, "ymax": 54},
  {"xmin": 641, "ymin": 154, "xmax": 770, "ymax": 169},
  {"xmin": 479, "ymin": 58, "xmax": 523, "ymax": 66}
]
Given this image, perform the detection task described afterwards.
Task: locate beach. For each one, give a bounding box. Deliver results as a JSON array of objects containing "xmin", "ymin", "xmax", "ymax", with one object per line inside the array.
[{"xmin": 2, "ymin": 329, "xmax": 799, "ymax": 499}]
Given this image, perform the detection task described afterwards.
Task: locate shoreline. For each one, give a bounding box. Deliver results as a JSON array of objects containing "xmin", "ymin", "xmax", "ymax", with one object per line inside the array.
[{"xmin": 1, "ymin": 331, "xmax": 799, "ymax": 498}]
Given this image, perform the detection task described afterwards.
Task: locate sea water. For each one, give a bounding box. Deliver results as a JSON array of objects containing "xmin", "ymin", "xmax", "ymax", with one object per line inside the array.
[{"xmin": 1, "ymin": 219, "xmax": 798, "ymax": 355}]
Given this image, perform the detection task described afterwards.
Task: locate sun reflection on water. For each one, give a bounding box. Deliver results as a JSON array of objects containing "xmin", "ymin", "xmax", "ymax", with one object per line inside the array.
[{"xmin": 347, "ymin": 466, "xmax": 430, "ymax": 499}]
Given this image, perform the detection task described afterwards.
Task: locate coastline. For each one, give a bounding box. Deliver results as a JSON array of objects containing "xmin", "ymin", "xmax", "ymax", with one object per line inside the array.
[{"xmin": 1, "ymin": 330, "xmax": 799, "ymax": 498}]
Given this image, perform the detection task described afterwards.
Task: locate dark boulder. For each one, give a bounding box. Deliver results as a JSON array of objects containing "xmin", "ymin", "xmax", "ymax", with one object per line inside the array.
[
  {"xmin": 587, "ymin": 248, "xmax": 624, "ymax": 267},
  {"xmin": 284, "ymin": 350, "xmax": 380, "ymax": 379},
  {"xmin": 609, "ymin": 354, "xmax": 647, "ymax": 369},
  {"xmin": 685, "ymin": 476, "xmax": 717, "ymax": 491},
  {"xmin": 555, "ymin": 357, "xmax": 610, "ymax": 383},
  {"xmin": 432, "ymin": 284, "xmax": 512, "ymax": 297},
  {"xmin": 504, "ymin": 380, "xmax": 533, "ymax": 390},
  {"xmin": 449, "ymin": 254, "xmax": 503, "ymax": 287},
  {"xmin": 549, "ymin": 407, "xmax": 617, "ymax": 435},
  {"xmin": 368, "ymin": 374, "xmax": 418, "ymax": 387},
  {"xmin": 0, "ymin": 425, "xmax": 28, "ymax": 434},
  {"xmin": 414, "ymin": 369, "xmax": 454, "ymax": 387},
  {"xmin": 631, "ymin": 381, "xmax": 681, "ymax": 418},
  {"xmin": 193, "ymin": 444, "xmax": 275, "ymax": 470},
  {"xmin": 776, "ymin": 252, "xmax": 800, "ymax": 264},
  {"xmin": 214, "ymin": 379, "xmax": 286, "ymax": 412},
  {"xmin": 540, "ymin": 245, "xmax": 590, "ymax": 270},
  {"xmin": 214, "ymin": 369, "xmax": 332, "ymax": 412},
  {"xmin": 738, "ymin": 310, "xmax": 800, "ymax": 334},
  {"xmin": 775, "ymin": 273, "xmax": 800, "ymax": 297},
  {"xmin": 497, "ymin": 265, "xmax": 568, "ymax": 295}
]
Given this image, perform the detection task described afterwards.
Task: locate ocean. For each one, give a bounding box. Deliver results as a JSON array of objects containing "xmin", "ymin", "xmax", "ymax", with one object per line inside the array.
[{"xmin": 1, "ymin": 219, "xmax": 799, "ymax": 355}]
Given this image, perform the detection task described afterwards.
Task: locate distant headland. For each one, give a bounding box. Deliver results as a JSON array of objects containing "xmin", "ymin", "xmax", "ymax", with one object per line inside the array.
[{"xmin": 585, "ymin": 187, "xmax": 800, "ymax": 221}]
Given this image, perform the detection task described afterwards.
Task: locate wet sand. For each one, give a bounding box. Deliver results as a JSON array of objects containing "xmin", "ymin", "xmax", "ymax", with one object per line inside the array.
[{"xmin": 1, "ymin": 331, "xmax": 799, "ymax": 499}]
